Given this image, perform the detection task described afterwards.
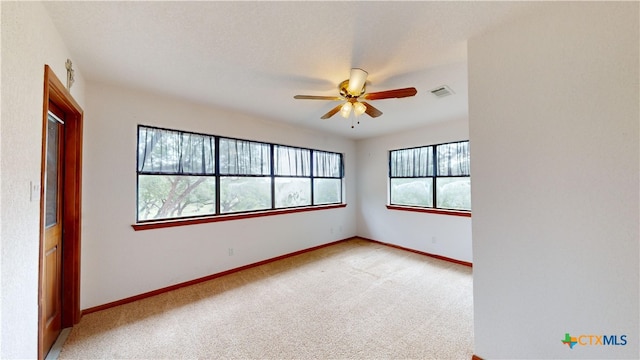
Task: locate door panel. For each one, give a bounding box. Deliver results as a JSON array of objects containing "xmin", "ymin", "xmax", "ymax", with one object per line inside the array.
[{"xmin": 42, "ymin": 110, "xmax": 64, "ymax": 355}]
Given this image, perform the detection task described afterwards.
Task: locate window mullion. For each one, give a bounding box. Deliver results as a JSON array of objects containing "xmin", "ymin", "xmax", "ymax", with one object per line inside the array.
[
  {"xmin": 215, "ymin": 136, "xmax": 220, "ymax": 215},
  {"xmin": 310, "ymin": 150, "xmax": 315, "ymax": 205},
  {"xmin": 340, "ymin": 154, "xmax": 344, "ymax": 203},
  {"xmin": 433, "ymin": 146, "xmax": 438, "ymax": 208},
  {"xmin": 270, "ymin": 144, "xmax": 275, "ymax": 210}
]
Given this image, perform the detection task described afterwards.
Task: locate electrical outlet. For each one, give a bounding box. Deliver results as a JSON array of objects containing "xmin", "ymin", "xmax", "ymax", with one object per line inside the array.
[
  {"xmin": 228, "ymin": 248, "xmax": 234, "ymax": 256},
  {"xmin": 431, "ymin": 236, "xmax": 437, "ymax": 244}
]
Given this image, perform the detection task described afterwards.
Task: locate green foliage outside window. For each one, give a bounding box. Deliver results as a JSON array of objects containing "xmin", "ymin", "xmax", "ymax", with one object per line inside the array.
[
  {"xmin": 136, "ymin": 125, "xmax": 343, "ymax": 222},
  {"xmin": 314, "ymin": 179, "xmax": 341, "ymax": 205},
  {"xmin": 138, "ymin": 175, "xmax": 215, "ymax": 221},
  {"xmin": 436, "ymin": 178, "xmax": 471, "ymax": 210},
  {"xmin": 389, "ymin": 141, "xmax": 471, "ymax": 212},
  {"xmin": 390, "ymin": 178, "xmax": 433, "ymax": 208}
]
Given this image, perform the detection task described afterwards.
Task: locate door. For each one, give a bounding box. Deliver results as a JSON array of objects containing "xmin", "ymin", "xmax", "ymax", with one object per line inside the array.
[
  {"xmin": 39, "ymin": 65, "xmax": 83, "ymax": 360},
  {"xmin": 42, "ymin": 105, "xmax": 65, "ymax": 355}
]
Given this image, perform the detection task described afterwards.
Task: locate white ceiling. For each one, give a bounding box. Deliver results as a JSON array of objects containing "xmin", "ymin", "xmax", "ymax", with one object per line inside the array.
[{"xmin": 43, "ymin": 1, "xmax": 543, "ymax": 140}]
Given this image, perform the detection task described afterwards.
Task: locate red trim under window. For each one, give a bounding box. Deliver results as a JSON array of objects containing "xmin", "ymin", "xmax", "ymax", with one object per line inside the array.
[
  {"xmin": 132, "ymin": 203, "xmax": 347, "ymax": 231},
  {"xmin": 386, "ymin": 204, "xmax": 471, "ymax": 217}
]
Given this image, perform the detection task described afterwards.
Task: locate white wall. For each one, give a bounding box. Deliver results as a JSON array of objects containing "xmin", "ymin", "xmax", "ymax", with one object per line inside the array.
[
  {"xmin": 469, "ymin": 2, "xmax": 638, "ymax": 358},
  {"xmin": 0, "ymin": 2, "xmax": 86, "ymax": 358},
  {"xmin": 81, "ymin": 82, "xmax": 357, "ymax": 309},
  {"xmin": 356, "ymin": 119, "xmax": 472, "ymax": 263}
]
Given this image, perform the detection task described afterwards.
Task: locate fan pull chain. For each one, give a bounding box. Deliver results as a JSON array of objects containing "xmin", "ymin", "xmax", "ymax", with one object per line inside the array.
[{"xmin": 350, "ymin": 114, "xmax": 361, "ymax": 129}]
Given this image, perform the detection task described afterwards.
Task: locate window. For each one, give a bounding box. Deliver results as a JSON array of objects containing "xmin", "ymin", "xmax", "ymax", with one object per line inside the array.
[
  {"xmin": 137, "ymin": 126, "xmax": 216, "ymax": 221},
  {"xmin": 313, "ymin": 150, "xmax": 342, "ymax": 205},
  {"xmin": 136, "ymin": 125, "xmax": 344, "ymax": 222},
  {"xmin": 219, "ymin": 138, "xmax": 271, "ymax": 213},
  {"xmin": 389, "ymin": 141, "xmax": 470, "ymax": 212}
]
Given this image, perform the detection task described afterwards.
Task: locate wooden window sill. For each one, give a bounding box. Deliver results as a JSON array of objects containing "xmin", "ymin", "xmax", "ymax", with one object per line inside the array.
[
  {"xmin": 132, "ymin": 203, "xmax": 347, "ymax": 231},
  {"xmin": 386, "ymin": 204, "xmax": 471, "ymax": 217}
]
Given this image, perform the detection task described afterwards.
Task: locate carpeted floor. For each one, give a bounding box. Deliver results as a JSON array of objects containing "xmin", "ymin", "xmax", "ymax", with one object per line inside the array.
[{"xmin": 59, "ymin": 238, "xmax": 473, "ymax": 359}]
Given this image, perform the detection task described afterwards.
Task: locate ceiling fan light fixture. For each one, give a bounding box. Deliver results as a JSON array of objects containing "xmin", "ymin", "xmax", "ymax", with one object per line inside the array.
[
  {"xmin": 353, "ymin": 101, "xmax": 366, "ymax": 116},
  {"xmin": 347, "ymin": 68, "xmax": 368, "ymax": 96},
  {"xmin": 340, "ymin": 102, "xmax": 353, "ymax": 118},
  {"xmin": 293, "ymin": 67, "xmax": 417, "ymax": 120}
]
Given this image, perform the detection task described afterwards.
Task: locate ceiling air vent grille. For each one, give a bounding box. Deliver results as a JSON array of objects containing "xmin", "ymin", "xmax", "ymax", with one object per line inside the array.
[{"xmin": 430, "ymin": 85, "xmax": 454, "ymax": 98}]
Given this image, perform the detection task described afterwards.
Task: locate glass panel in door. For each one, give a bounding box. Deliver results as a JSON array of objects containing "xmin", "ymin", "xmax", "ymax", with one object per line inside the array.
[{"xmin": 45, "ymin": 114, "xmax": 60, "ymax": 227}]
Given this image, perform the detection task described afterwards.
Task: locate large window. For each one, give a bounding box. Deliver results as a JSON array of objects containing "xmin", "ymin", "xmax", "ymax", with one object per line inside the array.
[
  {"xmin": 389, "ymin": 141, "xmax": 470, "ymax": 212},
  {"xmin": 137, "ymin": 125, "xmax": 343, "ymax": 222}
]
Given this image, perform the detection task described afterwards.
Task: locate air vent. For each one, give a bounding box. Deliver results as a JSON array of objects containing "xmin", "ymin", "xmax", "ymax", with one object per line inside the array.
[{"xmin": 430, "ymin": 85, "xmax": 454, "ymax": 98}]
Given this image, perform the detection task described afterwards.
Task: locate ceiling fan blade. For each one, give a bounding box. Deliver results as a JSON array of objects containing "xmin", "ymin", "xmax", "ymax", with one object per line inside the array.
[
  {"xmin": 294, "ymin": 95, "xmax": 343, "ymax": 101},
  {"xmin": 360, "ymin": 101, "xmax": 383, "ymax": 118},
  {"xmin": 320, "ymin": 104, "xmax": 344, "ymax": 119},
  {"xmin": 362, "ymin": 87, "xmax": 417, "ymax": 100}
]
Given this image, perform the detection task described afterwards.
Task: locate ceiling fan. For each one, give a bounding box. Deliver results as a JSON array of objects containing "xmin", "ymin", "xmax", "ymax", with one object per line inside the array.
[{"xmin": 294, "ymin": 68, "xmax": 417, "ymax": 125}]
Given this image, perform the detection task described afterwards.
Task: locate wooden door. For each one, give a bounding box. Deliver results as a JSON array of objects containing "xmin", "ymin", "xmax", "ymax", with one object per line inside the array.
[
  {"xmin": 42, "ymin": 106, "xmax": 65, "ymax": 355},
  {"xmin": 39, "ymin": 65, "xmax": 83, "ymax": 360}
]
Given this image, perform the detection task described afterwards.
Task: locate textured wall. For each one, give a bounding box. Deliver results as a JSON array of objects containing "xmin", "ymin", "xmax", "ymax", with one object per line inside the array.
[
  {"xmin": 469, "ymin": 2, "xmax": 639, "ymax": 358},
  {"xmin": 0, "ymin": 2, "xmax": 85, "ymax": 358},
  {"xmin": 356, "ymin": 119, "xmax": 472, "ymax": 263},
  {"xmin": 80, "ymin": 82, "xmax": 357, "ymax": 309}
]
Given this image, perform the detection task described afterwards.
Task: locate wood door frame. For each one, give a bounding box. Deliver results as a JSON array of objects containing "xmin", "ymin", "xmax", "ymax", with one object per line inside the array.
[{"xmin": 38, "ymin": 65, "xmax": 83, "ymax": 359}]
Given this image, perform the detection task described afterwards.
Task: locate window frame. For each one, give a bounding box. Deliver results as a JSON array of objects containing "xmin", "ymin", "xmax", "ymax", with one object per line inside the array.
[
  {"xmin": 135, "ymin": 125, "xmax": 345, "ymax": 229},
  {"xmin": 388, "ymin": 140, "xmax": 471, "ymax": 217}
]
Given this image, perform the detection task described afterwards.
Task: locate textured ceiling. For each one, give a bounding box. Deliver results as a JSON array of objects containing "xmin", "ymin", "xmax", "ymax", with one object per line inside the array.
[{"xmin": 43, "ymin": 1, "xmax": 544, "ymax": 140}]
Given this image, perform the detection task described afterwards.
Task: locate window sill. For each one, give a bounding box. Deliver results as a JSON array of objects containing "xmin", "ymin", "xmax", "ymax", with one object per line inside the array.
[
  {"xmin": 386, "ymin": 205, "xmax": 471, "ymax": 217},
  {"xmin": 132, "ymin": 203, "xmax": 347, "ymax": 231}
]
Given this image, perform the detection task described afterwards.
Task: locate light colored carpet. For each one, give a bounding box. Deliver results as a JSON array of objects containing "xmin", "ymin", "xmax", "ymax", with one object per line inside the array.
[{"xmin": 59, "ymin": 238, "xmax": 473, "ymax": 359}]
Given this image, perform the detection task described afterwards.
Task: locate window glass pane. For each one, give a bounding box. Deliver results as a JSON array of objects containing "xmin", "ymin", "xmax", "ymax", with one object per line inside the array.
[
  {"xmin": 138, "ymin": 126, "xmax": 215, "ymax": 175},
  {"xmin": 45, "ymin": 117, "xmax": 59, "ymax": 227},
  {"xmin": 390, "ymin": 147, "xmax": 433, "ymax": 177},
  {"xmin": 436, "ymin": 177, "xmax": 471, "ymax": 210},
  {"xmin": 314, "ymin": 178, "xmax": 341, "ymax": 205},
  {"xmin": 138, "ymin": 175, "xmax": 216, "ymax": 221},
  {"xmin": 275, "ymin": 145, "xmax": 310, "ymax": 176},
  {"xmin": 275, "ymin": 177, "xmax": 311, "ymax": 208},
  {"xmin": 220, "ymin": 176, "xmax": 271, "ymax": 213},
  {"xmin": 390, "ymin": 178, "xmax": 433, "ymax": 207},
  {"xmin": 313, "ymin": 151, "xmax": 342, "ymax": 177},
  {"xmin": 219, "ymin": 138, "xmax": 270, "ymax": 175},
  {"xmin": 436, "ymin": 141, "xmax": 470, "ymax": 176}
]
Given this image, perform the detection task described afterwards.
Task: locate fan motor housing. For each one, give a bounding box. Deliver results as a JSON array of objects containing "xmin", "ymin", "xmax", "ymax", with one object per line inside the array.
[{"xmin": 339, "ymin": 79, "xmax": 366, "ymax": 98}]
